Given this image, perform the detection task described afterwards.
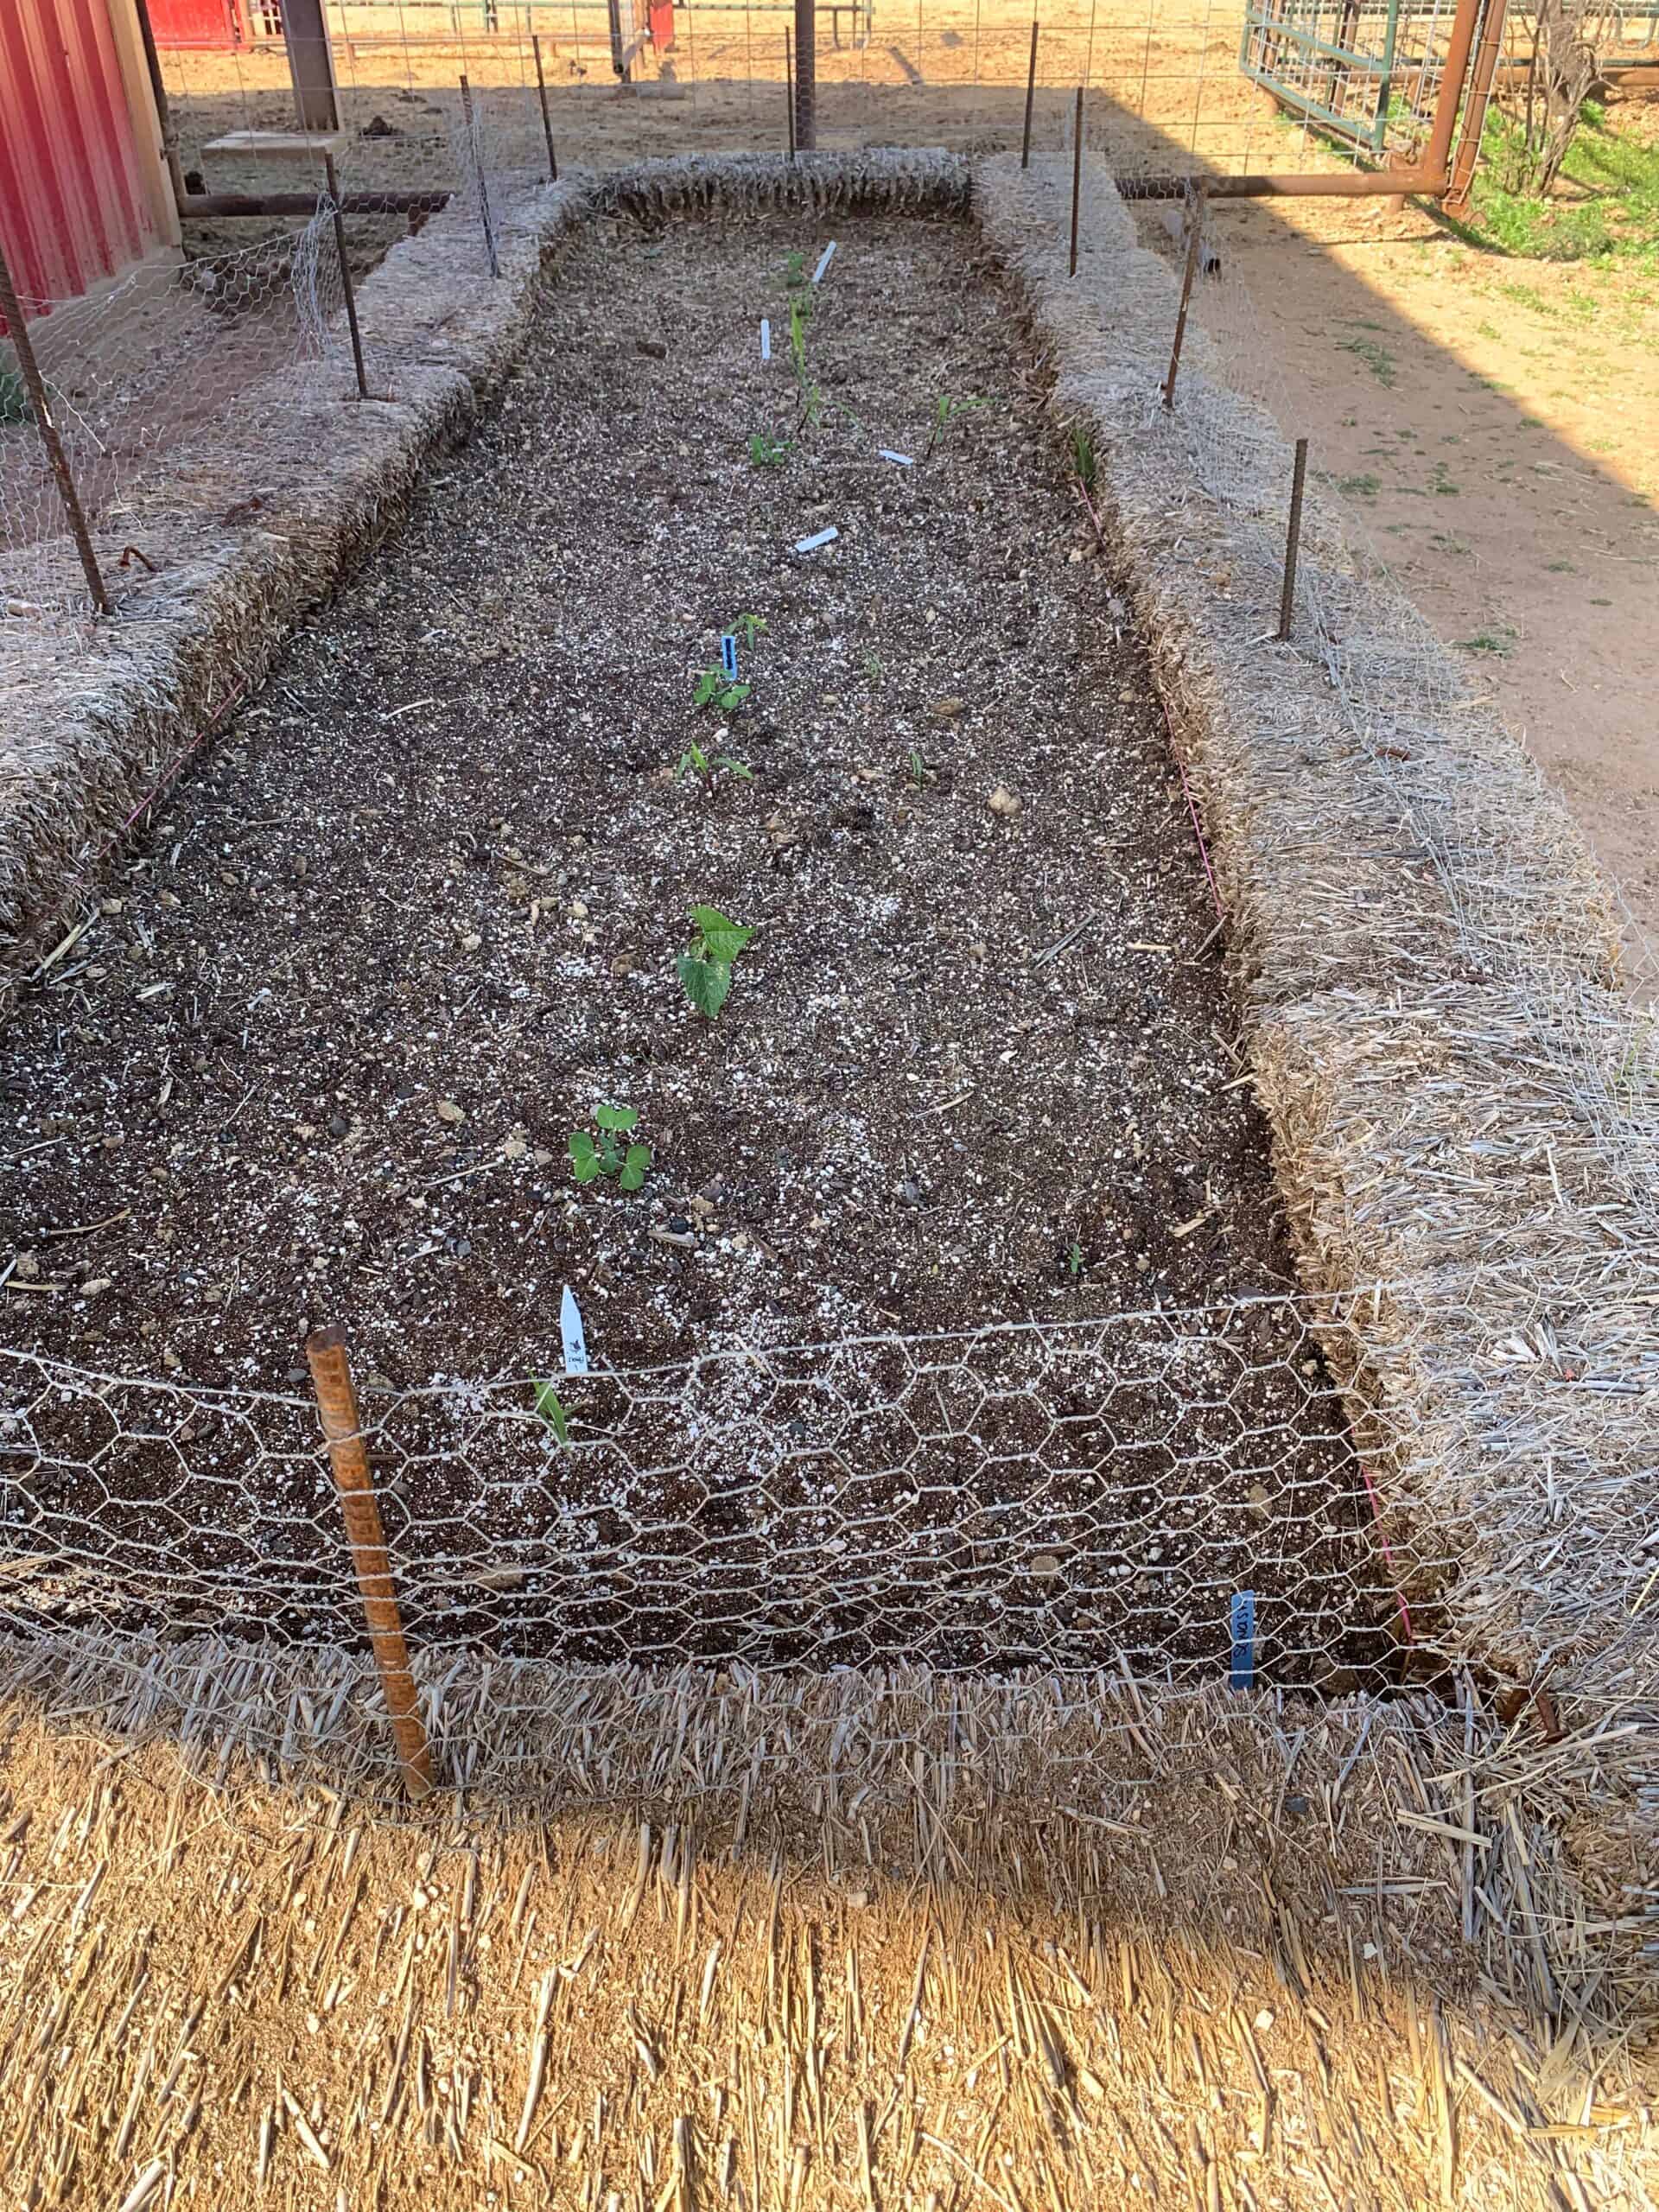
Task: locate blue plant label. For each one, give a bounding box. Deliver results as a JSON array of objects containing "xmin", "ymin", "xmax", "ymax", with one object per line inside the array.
[
  {"xmin": 813, "ymin": 241, "xmax": 837, "ymax": 285},
  {"xmin": 794, "ymin": 526, "xmax": 838, "ymax": 554},
  {"xmin": 720, "ymin": 633, "xmax": 739, "ymax": 680},
  {"xmin": 1229, "ymin": 1591, "xmax": 1256, "ymax": 1691},
  {"xmin": 760, "ymin": 317, "xmax": 771, "ymax": 360}
]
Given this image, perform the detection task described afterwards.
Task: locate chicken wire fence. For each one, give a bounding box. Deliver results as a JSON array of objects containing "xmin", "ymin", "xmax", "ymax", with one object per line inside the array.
[
  {"xmin": 0, "ymin": 207, "xmax": 365, "ymax": 620},
  {"xmin": 0, "ymin": 1300, "xmax": 1445, "ymax": 1745}
]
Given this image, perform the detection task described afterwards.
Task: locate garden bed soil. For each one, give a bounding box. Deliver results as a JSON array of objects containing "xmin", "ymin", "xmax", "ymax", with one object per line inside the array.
[{"xmin": 0, "ymin": 211, "xmax": 1394, "ymax": 1678}]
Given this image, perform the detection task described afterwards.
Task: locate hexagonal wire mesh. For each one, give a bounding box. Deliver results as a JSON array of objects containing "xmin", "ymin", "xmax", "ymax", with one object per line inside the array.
[{"xmin": 0, "ymin": 1296, "xmax": 1440, "ymax": 1755}]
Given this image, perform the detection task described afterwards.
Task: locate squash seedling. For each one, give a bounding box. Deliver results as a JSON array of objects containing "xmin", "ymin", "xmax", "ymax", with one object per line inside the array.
[
  {"xmin": 569, "ymin": 1103, "xmax": 652, "ymax": 1191},
  {"xmin": 691, "ymin": 666, "xmax": 750, "ymax": 715},
  {"xmin": 677, "ymin": 905, "xmax": 755, "ymax": 1021}
]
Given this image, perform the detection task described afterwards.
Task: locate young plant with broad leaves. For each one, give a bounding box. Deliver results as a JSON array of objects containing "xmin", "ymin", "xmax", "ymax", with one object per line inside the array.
[
  {"xmin": 569, "ymin": 1103, "xmax": 652, "ymax": 1191},
  {"xmin": 677, "ymin": 905, "xmax": 755, "ymax": 1021}
]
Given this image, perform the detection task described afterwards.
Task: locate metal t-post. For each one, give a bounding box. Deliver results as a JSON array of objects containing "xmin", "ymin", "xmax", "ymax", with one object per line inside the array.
[
  {"xmin": 794, "ymin": 0, "xmax": 817, "ymax": 149},
  {"xmin": 280, "ymin": 0, "xmax": 340, "ymax": 132},
  {"xmin": 0, "ymin": 240, "xmax": 111, "ymax": 615}
]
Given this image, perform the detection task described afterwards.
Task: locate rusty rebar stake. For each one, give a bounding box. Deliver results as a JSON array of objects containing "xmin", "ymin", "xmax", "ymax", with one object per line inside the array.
[
  {"xmin": 1161, "ymin": 181, "xmax": 1205, "ymax": 410},
  {"xmin": 459, "ymin": 75, "xmax": 500, "ymax": 278},
  {"xmin": 532, "ymin": 35, "xmax": 559, "ymax": 182},
  {"xmin": 785, "ymin": 29, "xmax": 797, "ymax": 159},
  {"xmin": 1068, "ymin": 86, "xmax": 1084, "ymax": 276},
  {"xmin": 1020, "ymin": 20, "xmax": 1039, "ymax": 168},
  {"xmin": 0, "ymin": 239, "xmax": 111, "ymax": 615},
  {"xmin": 323, "ymin": 154, "xmax": 370, "ymax": 400},
  {"xmin": 307, "ymin": 1326, "xmax": 435, "ymax": 1802},
  {"xmin": 1278, "ymin": 437, "xmax": 1310, "ymax": 641}
]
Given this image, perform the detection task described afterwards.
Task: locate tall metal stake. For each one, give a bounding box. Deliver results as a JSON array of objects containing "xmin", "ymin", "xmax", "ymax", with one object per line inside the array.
[
  {"xmin": 1161, "ymin": 181, "xmax": 1205, "ymax": 410},
  {"xmin": 1020, "ymin": 21, "xmax": 1039, "ymax": 169},
  {"xmin": 1278, "ymin": 437, "xmax": 1310, "ymax": 642},
  {"xmin": 459, "ymin": 75, "xmax": 501, "ymax": 278},
  {"xmin": 532, "ymin": 35, "xmax": 559, "ymax": 181},
  {"xmin": 793, "ymin": 0, "xmax": 817, "ymax": 149},
  {"xmin": 0, "ymin": 238, "xmax": 111, "ymax": 614},
  {"xmin": 323, "ymin": 153, "xmax": 370, "ymax": 400},
  {"xmin": 785, "ymin": 29, "xmax": 797, "ymax": 159},
  {"xmin": 307, "ymin": 1327, "xmax": 435, "ymax": 1802},
  {"xmin": 1068, "ymin": 86, "xmax": 1084, "ymax": 276}
]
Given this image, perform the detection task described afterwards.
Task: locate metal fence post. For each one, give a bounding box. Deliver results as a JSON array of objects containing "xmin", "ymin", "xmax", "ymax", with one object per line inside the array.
[
  {"xmin": 306, "ymin": 1326, "xmax": 435, "ymax": 1802},
  {"xmin": 1278, "ymin": 437, "xmax": 1310, "ymax": 641},
  {"xmin": 1068, "ymin": 86, "xmax": 1084, "ymax": 276},
  {"xmin": 793, "ymin": 0, "xmax": 817, "ymax": 149},
  {"xmin": 1161, "ymin": 180, "xmax": 1205, "ymax": 410},
  {"xmin": 323, "ymin": 153, "xmax": 370, "ymax": 401},
  {"xmin": 1021, "ymin": 20, "xmax": 1039, "ymax": 168},
  {"xmin": 459, "ymin": 74, "xmax": 501, "ymax": 279},
  {"xmin": 0, "ymin": 238, "xmax": 111, "ymax": 615},
  {"xmin": 785, "ymin": 29, "xmax": 797, "ymax": 158},
  {"xmin": 532, "ymin": 34, "xmax": 559, "ymax": 182}
]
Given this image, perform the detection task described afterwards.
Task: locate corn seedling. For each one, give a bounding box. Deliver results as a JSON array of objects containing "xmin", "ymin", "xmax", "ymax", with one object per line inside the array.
[
  {"xmin": 1070, "ymin": 422, "xmax": 1097, "ymax": 493},
  {"xmin": 531, "ymin": 1379, "xmax": 571, "ymax": 1445},
  {"xmin": 677, "ymin": 738, "xmax": 753, "ymax": 786},
  {"xmin": 734, "ymin": 612, "xmax": 767, "ymax": 647},
  {"xmin": 569, "ymin": 1103, "xmax": 652, "ymax": 1190},
  {"xmin": 925, "ymin": 393, "xmax": 987, "ymax": 460},
  {"xmin": 907, "ymin": 749, "xmax": 931, "ymax": 791},
  {"xmin": 677, "ymin": 904, "xmax": 756, "ymax": 1021}
]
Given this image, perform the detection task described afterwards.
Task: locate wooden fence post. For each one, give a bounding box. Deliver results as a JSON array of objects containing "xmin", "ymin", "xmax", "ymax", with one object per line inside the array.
[{"xmin": 307, "ymin": 1325, "xmax": 434, "ymax": 1802}]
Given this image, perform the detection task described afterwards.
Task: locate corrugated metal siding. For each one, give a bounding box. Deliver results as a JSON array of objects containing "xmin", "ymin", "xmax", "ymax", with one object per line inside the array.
[
  {"xmin": 146, "ymin": 0, "xmax": 246, "ymax": 48},
  {"xmin": 0, "ymin": 0, "xmax": 162, "ymax": 313}
]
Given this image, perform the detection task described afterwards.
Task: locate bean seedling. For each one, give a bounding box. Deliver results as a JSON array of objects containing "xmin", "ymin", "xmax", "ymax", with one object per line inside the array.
[
  {"xmin": 569, "ymin": 1103, "xmax": 652, "ymax": 1191},
  {"xmin": 925, "ymin": 393, "xmax": 987, "ymax": 460},
  {"xmin": 677, "ymin": 904, "xmax": 756, "ymax": 1021},
  {"xmin": 676, "ymin": 737, "xmax": 753, "ymax": 786},
  {"xmin": 748, "ymin": 431, "xmax": 790, "ymax": 467}
]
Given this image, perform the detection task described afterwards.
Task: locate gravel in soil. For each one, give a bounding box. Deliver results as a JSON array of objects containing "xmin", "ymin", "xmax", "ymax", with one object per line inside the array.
[{"xmin": 0, "ymin": 212, "xmax": 1394, "ymax": 1681}]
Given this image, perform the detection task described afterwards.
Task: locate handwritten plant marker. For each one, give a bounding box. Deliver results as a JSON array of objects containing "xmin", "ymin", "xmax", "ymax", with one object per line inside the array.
[
  {"xmin": 1229, "ymin": 1590, "xmax": 1256, "ymax": 1691},
  {"xmin": 720, "ymin": 632, "xmax": 739, "ymax": 681},
  {"xmin": 560, "ymin": 1285, "xmax": 588, "ymax": 1376}
]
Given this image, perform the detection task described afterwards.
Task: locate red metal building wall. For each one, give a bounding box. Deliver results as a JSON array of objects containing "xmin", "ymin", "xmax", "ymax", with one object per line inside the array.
[
  {"xmin": 0, "ymin": 0, "xmax": 164, "ymax": 313},
  {"xmin": 145, "ymin": 0, "xmax": 247, "ymax": 48}
]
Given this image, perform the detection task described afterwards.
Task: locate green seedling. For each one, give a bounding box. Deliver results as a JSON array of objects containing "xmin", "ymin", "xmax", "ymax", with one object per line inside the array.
[
  {"xmin": 677, "ymin": 737, "xmax": 753, "ymax": 786},
  {"xmin": 925, "ymin": 393, "xmax": 987, "ymax": 460},
  {"xmin": 863, "ymin": 651, "xmax": 885, "ymax": 681},
  {"xmin": 749, "ymin": 430, "xmax": 791, "ymax": 467},
  {"xmin": 733, "ymin": 612, "xmax": 767, "ymax": 647},
  {"xmin": 1066, "ymin": 1240, "xmax": 1086, "ymax": 1280},
  {"xmin": 1070, "ymin": 422, "xmax": 1097, "ymax": 493},
  {"xmin": 531, "ymin": 1378, "xmax": 570, "ymax": 1446},
  {"xmin": 677, "ymin": 904, "xmax": 755, "ymax": 1021},
  {"xmin": 907, "ymin": 748, "xmax": 931, "ymax": 791},
  {"xmin": 785, "ymin": 249, "xmax": 809, "ymax": 290},
  {"xmin": 569, "ymin": 1102, "xmax": 652, "ymax": 1191},
  {"xmin": 692, "ymin": 667, "xmax": 751, "ymax": 715}
]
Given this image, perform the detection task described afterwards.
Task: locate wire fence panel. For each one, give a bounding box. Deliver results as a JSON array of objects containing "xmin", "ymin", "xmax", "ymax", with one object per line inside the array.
[{"xmin": 0, "ymin": 1302, "xmax": 1438, "ymax": 1722}]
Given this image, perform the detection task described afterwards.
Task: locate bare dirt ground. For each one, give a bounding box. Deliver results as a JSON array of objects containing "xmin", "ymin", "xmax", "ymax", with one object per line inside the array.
[{"xmin": 149, "ymin": 19, "xmax": 1659, "ymax": 953}]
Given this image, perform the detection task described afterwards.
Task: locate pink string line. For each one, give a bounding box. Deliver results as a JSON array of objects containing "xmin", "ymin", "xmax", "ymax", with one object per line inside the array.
[
  {"xmin": 1361, "ymin": 1462, "xmax": 1414, "ymax": 1647},
  {"xmin": 1072, "ymin": 478, "xmax": 1223, "ymax": 919},
  {"xmin": 77, "ymin": 677, "xmax": 249, "ymax": 886}
]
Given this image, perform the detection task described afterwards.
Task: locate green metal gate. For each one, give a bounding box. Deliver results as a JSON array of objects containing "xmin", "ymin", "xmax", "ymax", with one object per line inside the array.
[{"xmin": 1240, "ymin": 0, "xmax": 1414, "ymax": 156}]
